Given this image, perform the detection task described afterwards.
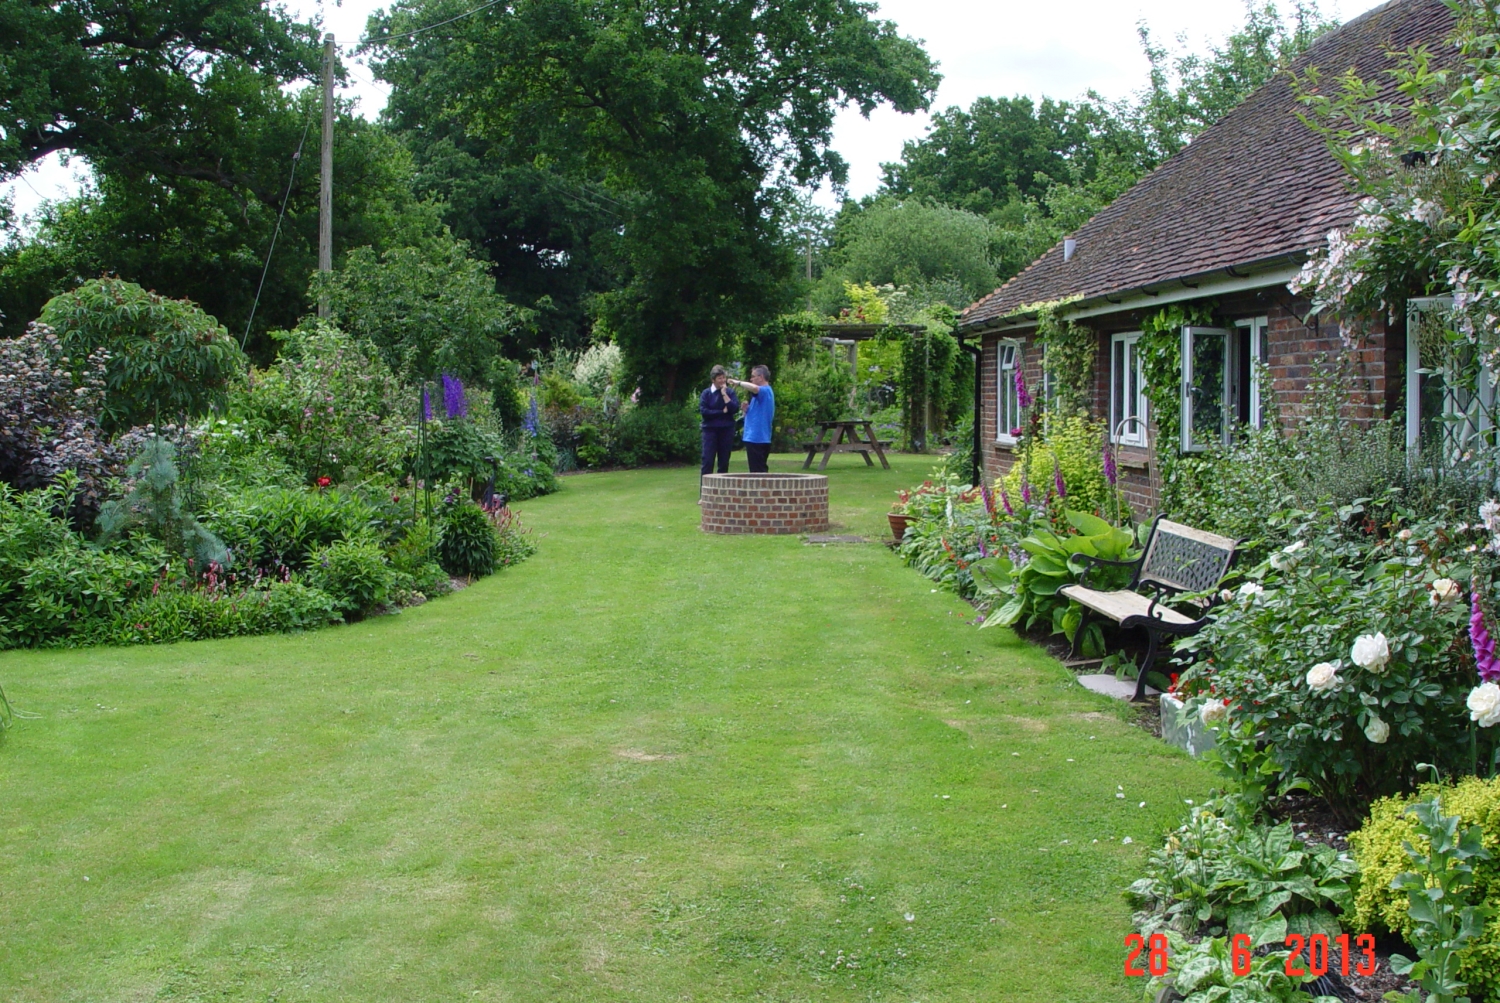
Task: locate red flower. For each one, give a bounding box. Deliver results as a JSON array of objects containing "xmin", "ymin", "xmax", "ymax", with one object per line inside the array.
[{"xmin": 317, "ymin": 476, "xmax": 332, "ymax": 488}]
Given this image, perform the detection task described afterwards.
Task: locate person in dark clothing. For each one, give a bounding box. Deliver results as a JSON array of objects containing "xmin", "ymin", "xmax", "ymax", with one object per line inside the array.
[{"xmin": 699, "ymin": 365, "xmax": 739, "ymax": 475}]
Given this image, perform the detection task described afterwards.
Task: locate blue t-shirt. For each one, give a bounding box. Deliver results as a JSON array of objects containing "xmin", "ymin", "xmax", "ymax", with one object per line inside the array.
[{"xmin": 742, "ymin": 384, "xmax": 775, "ymax": 444}]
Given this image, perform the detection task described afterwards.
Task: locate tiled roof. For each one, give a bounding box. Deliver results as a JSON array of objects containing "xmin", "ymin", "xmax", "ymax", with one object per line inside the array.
[{"xmin": 959, "ymin": 0, "xmax": 1458, "ymax": 330}]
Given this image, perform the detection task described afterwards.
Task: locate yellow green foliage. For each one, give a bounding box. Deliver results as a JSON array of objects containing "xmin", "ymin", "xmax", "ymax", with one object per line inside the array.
[
  {"xmin": 999, "ymin": 415, "xmax": 1126, "ymax": 519},
  {"xmin": 1349, "ymin": 776, "xmax": 1500, "ymax": 999},
  {"xmin": 840, "ymin": 282, "xmax": 889, "ymax": 325}
]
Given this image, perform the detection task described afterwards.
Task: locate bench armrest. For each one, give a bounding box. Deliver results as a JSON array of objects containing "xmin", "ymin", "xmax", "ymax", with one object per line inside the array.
[{"xmin": 1069, "ymin": 552, "xmax": 1144, "ymax": 589}]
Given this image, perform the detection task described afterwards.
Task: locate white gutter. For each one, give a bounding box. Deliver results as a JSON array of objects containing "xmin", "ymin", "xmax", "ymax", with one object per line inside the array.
[
  {"xmin": 962, "ymin": 262, "xmax": 1305, "ymax": 336},
  {"xmin": 1062, "ymin": 265, "xmax": 1304, "ymax": 321}
]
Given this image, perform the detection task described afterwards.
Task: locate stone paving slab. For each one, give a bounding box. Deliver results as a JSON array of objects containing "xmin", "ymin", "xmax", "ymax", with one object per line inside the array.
[{"xmin": 1076, "ymin": 673, "xmax": 1160, "ymax": 701}]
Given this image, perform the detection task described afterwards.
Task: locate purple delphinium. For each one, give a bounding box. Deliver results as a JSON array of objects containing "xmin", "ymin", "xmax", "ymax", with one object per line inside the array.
[
  {"xmin": 1102, "ymin": 444, "xmax": 1117, "ymax": 486},
  {"xmin": 1053, "ymin": 456, "xmax": 1066, "ymax": 499},
  {"xmin": 523, "ymin": 392, "xmax": 540, "ymax": 437},
  {"xmin": 1000, "ymin": 485, "xmax": 1014, "ymax": 516},
  {"xmin": 1015, "ymin": 369, "xmax": 1033, "ymax": 410},
  {"xmin": 1473, "ymin": 600, "xmax": 1500, "ymax": 682},
  {"xmin": 442, "ymin": 372, "xmax": 467, "ymax": 418},
  {"xmin": 421, "ymin": 386, "xmax": 432, "ymax": 422}
]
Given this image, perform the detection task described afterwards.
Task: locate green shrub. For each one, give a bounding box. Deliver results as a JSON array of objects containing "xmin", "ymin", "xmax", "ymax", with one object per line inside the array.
[
  {"xmin": 203, "ymin": 487, "xmax": 378, "ymax": 573},
  {"xmin": 1000, "ymin": 415, "xmax": 1124, "ymax": 521},
  {"xmin": 7, "ymin": 545, "xmax": 154, "ymax": 648},
  {"xmin": 1126, "ymin": 796, "xmax": 1357, "ymax": 938},
  {"xmin": 107, "ymin": 580, "xmax": 341, "ymax": 645},
  {"xmin": 301, "ymin": 540, "xmax": 394, "ymax": 618},
  {"xmin": 1178, "ymin": 506, "xmax": 1477, "ymax": 813},
  {"xmin": 612, "ymin": 403, "xmax": 698, "ymax": 466},
  {"xmin": 1349, "ymin": 777, "xmax": 1500, "ymax": 1000},
  {"xmin": 230, "ymin": 322, "xmax": 413, "ymax": 485},
  {"xmin": 771, "ymin": 355, "xmax": 854, "ymax": 452},
  {"xmin": 39, "ymin": 277, "xmax": 247, "ymax": 433},
  {"xmin": 436, "ymin": 497, "xmax": 495, "ymax": 578}
]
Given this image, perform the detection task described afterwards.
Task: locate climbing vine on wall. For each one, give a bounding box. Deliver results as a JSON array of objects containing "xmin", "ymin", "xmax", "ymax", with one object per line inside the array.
[
  {"xmin": 1035, "ymin": 297, "xmax": 1093, "ymax": 417},
  {"xmin": 1137, "ymin": 302, "xmax": 1216, "ymax": 452},
  {"xmin": 1138, "ymin": 302, "xmax": 1217, "ymax": 514}
]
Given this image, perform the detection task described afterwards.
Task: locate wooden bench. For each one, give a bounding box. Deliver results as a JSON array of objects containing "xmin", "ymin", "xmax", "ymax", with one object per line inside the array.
[{"xmin": 1061, "ymin": 517, "xmax": 1237, "ymax": 701}]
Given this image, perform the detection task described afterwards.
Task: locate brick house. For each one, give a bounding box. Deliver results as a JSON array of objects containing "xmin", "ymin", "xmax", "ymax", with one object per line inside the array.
[{"xmin": 957, "ymin": 0, "xmax": 1456, "ymax": 514}]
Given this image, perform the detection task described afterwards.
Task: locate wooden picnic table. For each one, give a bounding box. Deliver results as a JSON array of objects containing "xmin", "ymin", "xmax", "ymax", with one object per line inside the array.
[{"xmin": 801, "ymin": 419, "xmax": 892, "ymax": 471}]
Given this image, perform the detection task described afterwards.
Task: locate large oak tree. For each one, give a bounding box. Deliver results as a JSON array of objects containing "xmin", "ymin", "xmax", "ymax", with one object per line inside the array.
[{"xmin": 369, "ymin": 0, "xmax": 939, "ymax": 401}]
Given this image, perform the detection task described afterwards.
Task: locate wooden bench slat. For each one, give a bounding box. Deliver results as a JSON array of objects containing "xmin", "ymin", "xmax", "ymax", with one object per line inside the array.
[{"xmin": 1059, "ymin": 585, "xmax": 1197, "ymax": 626}]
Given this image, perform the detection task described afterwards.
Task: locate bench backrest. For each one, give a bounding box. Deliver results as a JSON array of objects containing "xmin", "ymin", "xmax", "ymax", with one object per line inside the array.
[{"xmin": 1138, "ymin": 519, "xmax": 1236, "ymax": 593}]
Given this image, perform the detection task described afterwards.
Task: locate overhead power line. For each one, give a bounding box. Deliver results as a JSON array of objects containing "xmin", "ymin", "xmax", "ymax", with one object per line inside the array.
[
  {"xmin": 358, "ymin": 0, "xmax": 504, "ymax": 47},
  {"xmin": 241, "ymin": 106, "xmax": 317, "ymax": 349}
]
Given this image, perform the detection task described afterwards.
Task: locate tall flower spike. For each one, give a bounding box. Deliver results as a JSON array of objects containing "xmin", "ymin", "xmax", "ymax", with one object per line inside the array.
[
  {"xmin": 442, "ymin": 372, "xmax": 467, "ymax": 419},
  {"xmin": 1000, "ymin": 485, "xmax": 1014, "ymax": 516},
  {"xmin": 523, "ymin": 392, "xmax": 540, "ymax": 436},
  {"xmin": 1015, "ymin": 369, "xmax": 1033, "ymax": 410},
  {"xmin": 1053, "ymin": 456, "xmax": 1067, "ymax": 499},
  {"xmin": 1020, "ymin": 478, "xmax": 1032, "ymax": 505},
  {"xmin": 421, "ymin": 386, "xmax": 432, "ymax": 422},
  {"xmin": 1473, "ymin": 599, "xmax": 1500, "ymax": 682},
  {"xmin": 1102, "ymin": 443, "xmax": 1117, "ymax": 486},
  {"xmin": 981, "ymin": 483, "xmax": 994, "ymax": 515}
]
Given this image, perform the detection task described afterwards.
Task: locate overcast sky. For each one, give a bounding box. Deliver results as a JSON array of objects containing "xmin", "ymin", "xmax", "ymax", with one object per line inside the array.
[{"xmin": 3, "ymin": 0, "xmax": 1373, "ymax": 222}]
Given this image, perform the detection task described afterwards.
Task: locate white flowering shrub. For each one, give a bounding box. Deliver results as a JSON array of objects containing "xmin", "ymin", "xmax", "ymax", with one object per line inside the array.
[
  {"xmin": 572, "ymin": 342, "xmax": 623, "ymax": 398},
  {"xmin": 1178, "ymin": 504, "xmax": 1484, "ymax": 814}
]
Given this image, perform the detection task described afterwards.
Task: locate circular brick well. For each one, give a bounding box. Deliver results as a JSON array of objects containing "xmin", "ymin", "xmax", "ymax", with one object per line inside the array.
[{"xmin": 700, "ymin": 473, "xmax": 829, "ymax": 535}]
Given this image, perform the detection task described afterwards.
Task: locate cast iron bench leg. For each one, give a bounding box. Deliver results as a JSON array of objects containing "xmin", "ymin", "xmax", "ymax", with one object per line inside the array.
[
  {"xmin": 1069, "ymin": 608, "xmax": 1094, "ymax": 660},
  {"xmin": 1133, "ymin": 629, "xmax": 1162, "ymax": 702}
]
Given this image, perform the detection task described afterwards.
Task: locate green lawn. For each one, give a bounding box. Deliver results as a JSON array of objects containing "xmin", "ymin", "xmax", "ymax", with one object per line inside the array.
[{"xmin": 0, "ymin": 452, "xmax": 1210, "ymax": 1001}]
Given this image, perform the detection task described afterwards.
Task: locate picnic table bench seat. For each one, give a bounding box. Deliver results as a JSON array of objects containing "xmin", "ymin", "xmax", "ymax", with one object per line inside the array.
[{"xmin": 1060, "ymin": 517, "xmax": 1237, "ymax": 701}]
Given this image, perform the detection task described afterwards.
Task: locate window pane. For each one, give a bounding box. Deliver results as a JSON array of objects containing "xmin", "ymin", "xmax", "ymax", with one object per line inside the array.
[
  {"xmin": 1188, "ymin": 330, "xmax": 1226, "ymax": 449},
  {"xmin": 1112, "ymin": 340, "xmax": 1125, "ymax": 432}
]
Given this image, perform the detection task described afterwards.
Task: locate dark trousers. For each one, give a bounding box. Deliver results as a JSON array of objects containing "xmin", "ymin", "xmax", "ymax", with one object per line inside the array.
[
  {"xmin": 745, "ymin": 441, "xmax": 771, "ymax": 473},
  {"xmin": 701, "ymin": 425, "xmax": 733, "ymax": 475}
]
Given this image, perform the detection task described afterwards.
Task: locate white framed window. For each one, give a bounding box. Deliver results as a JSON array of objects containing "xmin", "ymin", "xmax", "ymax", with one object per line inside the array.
[
  {"xmin": 1407, "ymin": 295, "xmax": 1493, "ymax": 457},
  {"xmin": 1181, "ymin": 319, "xmax": 1270, "ymax": 452},
  {"xmin": 1110, "ymin": 332, "xmax": 1147, "ymax": 446},
  {"xmin": 1233, "ymin": 316, "xmax": 1271, "ymax": 430},
  {"xmin": 996, "ymin": 341, "xmax": 1022, "ymax": 444}
]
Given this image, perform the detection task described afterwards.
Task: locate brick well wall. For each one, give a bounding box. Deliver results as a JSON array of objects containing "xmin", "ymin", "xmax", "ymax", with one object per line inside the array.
[{"xmin": 700, "ymin": 473, "xmax": 830, "ymax": 534}]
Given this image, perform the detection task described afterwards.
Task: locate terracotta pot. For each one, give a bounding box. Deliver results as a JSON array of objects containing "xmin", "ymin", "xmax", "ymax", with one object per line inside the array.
[{"xmin": 888, "ymin": 513, "xmax": 913, "ymax": 541}]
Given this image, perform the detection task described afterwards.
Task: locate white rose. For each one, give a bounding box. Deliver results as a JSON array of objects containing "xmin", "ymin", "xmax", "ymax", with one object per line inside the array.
[
  {"xmin": 1306, "ymin": 662, "xmax": 1339, "ymax": 691},
  {"xmin": 1365, "ymin": 716, "xmax": 1391, "ymax": 744},
  {"xmin": 1481, "ymin": 500, "xmax": 1500, "ymax": 533},
  {"xmin": 1398, "ymin": 529, "xmax": 1413, "ymax": 542},
  {"xmin": 1199, "ymin": 699, "xmax": 1228, "ymax": 726},
  {"xmin": 1238, "ymin": 582, "xmax": 1264, "ymax": 599},
  {"xmin": 1430, "ymin": 578, "xmax": 1462, "ymax": 605},
  {"xmin": 1219, "ymin": 588, "xmax": 1235, "ymax": 604},
  {"xmin": 1351, "ymin": 632, "xmax": 1391, "ymax": 672},
  {"xmin": 1269, "ymin": 540, "xmax": 1306, "ymax": 571},
  {"xmin": 1468, "ymin": 682, "xmax": 1500, "ymax": 728}
]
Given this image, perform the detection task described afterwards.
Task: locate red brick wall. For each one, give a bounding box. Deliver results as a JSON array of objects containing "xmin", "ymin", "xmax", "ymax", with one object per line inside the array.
[
  {"xmin": 976, "ymin": 286, "xmax": 1399, "ymax": 516},
  {"xmin": 700, "ymin": 473, "xmax": 830, "ymax": 534}
]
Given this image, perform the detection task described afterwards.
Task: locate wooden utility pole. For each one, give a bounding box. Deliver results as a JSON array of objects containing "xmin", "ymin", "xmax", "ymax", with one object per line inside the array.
[{"xmin": 317, "ymin": 32, "xmax": 335, "ymax": 317}]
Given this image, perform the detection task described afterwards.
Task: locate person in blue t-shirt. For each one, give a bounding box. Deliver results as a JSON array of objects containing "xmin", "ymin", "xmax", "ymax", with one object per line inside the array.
[{"xmin": 730, "ymin": 365, "xmax": 775, "ymax": 472}]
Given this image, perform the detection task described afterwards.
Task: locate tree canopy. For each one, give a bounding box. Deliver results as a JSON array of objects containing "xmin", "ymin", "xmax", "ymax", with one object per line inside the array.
[
  {"xmin": 368, "ymin": 0, "xmax": 939, "ymax": 401},
  {"xmin": 0, "ymin": 1, "xmax": 320, "ymax": 182}
]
